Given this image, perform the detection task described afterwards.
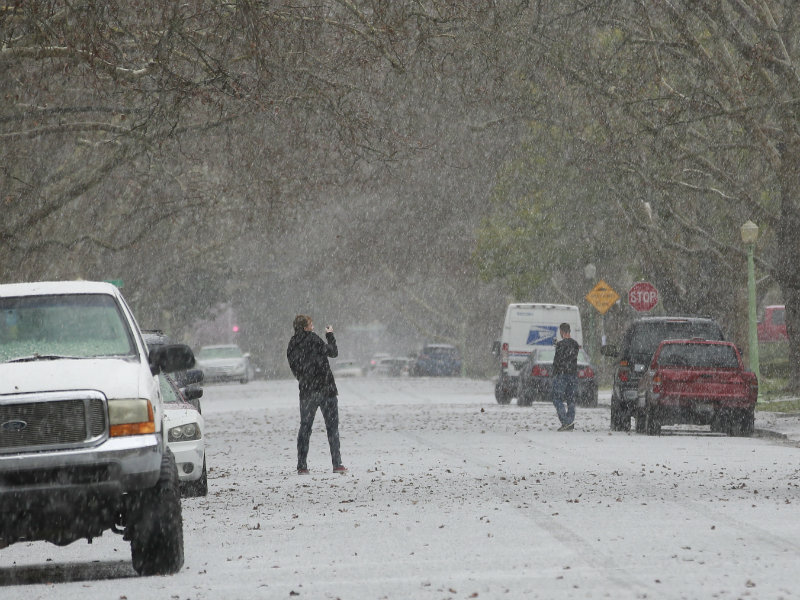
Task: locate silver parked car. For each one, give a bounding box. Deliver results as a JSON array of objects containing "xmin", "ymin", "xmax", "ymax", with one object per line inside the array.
[{"xmin": 195, "ymin": 344, "xmax": 254, "ymax": 384}]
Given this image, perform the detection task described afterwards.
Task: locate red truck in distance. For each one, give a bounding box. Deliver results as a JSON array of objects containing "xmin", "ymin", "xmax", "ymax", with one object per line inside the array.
[
  {"xmin": 757, "ymin": 305, "xmax": 787, "ymax": 342},
  {"xmin": 636, "ymin": 339, "xmax": 758, "ymax": 437}
]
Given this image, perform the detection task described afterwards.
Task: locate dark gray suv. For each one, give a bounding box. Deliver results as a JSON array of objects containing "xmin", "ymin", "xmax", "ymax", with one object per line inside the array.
[{"xmin": 601, "ymin": 316, "xmax": 726, "ymax": 431}]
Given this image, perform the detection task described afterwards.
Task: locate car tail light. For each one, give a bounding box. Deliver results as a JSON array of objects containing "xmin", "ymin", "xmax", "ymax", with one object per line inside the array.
[
  {"xmin": 531, "ymin": 364, "xmax": 549, "ymax": 377},
  {"xmin": 578, "ymin": 366, "xmax": 594, "ymax": 379},
  {"xmin": 501, "ymin": 343, "xmax": 509, "ymax": 369}
]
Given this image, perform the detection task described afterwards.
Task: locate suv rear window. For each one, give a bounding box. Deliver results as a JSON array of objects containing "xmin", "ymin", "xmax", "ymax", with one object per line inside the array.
[
  {"xmin": 625, "ymin": 320, "xmax": 724, "ymax": 360},
  {"xmin": 656, "ymin": 343, "xmax": 739, "ymax": 369}
]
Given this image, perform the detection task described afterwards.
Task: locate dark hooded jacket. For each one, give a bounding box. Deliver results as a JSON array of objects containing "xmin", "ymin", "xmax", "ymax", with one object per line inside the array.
[{"xmin": 286, "ymin": 329, "xmax": 338, "ymax": 399}]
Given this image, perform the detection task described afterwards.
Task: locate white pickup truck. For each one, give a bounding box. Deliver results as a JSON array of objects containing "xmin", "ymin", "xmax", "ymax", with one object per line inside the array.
[{"xmin": 0, "ymin": 281, "xmax": 195, "ymax": 575}]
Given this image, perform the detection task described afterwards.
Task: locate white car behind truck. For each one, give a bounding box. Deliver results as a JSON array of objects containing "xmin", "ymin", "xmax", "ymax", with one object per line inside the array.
[
  {"xmin": 0, "ymin": 281, "xmax": 195, "ymax": 575},
  {"xmin": 494, "ymin": 303, "xmax": 583, "ymax": 404}
]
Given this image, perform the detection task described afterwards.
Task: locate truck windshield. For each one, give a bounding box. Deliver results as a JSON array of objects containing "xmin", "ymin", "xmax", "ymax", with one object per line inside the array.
[{"xmin": 0, "ymin": 294, "xmax": 135, "ymax": 362}]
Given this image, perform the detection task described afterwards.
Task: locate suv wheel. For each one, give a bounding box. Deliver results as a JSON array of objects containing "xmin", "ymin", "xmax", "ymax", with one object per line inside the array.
[
  {"xmin": 129, "ymin": 449, "xmax": 184, "ymax": 575},
  {"xmin": 633, "ymin": 408, "xmax": 645, "ymax": 433},
  {"xmin": 610, "ymin": 395, "xmax": 631, "ymax": 431}
]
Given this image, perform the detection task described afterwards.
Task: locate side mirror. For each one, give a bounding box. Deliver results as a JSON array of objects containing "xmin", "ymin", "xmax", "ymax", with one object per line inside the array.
[
  {"xmin": 149, "ymin": 344, "xmax": 195, "ymax": 375},
  {"xmin": 600, "ymin": 344, "xmax": 619, "ymax": 358},
  {"xmin": 182, "ymin": 386, "xmax": 203, "ymax": 401},
  {"xmin": 180, "ymin": 368, "xmax": 205, "ymax": 386}
]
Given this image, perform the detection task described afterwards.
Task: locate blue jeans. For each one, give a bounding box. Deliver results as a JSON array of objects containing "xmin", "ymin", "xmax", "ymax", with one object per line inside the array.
[{"xmin": 551, "ymin": 375, "xmax": 577, "ymax": 426}]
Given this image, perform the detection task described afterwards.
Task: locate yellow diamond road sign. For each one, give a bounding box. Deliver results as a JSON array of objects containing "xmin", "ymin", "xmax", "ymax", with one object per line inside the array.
[{"xmin": 586, "ymin": 280, "xmax": 620, "ymax": 315}]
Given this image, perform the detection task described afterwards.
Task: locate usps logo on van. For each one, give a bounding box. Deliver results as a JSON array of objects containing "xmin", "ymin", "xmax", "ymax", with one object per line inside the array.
[{"xmin": 527, "ymin": 325, "xmax": 558, "ymax": 346}]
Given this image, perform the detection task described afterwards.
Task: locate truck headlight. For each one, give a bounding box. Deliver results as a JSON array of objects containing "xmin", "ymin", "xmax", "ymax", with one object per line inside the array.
[
  {"xmin": 168, "ymin": 423, "xmax": 201, "ymax": 442},
  {"xmin": 108, "ymin": 399, "xmax": 155, "ymax": 436}
]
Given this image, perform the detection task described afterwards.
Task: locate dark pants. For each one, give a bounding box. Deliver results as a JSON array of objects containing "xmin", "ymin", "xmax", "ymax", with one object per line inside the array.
[
  {"xmin": 551, "ymin": 374, "xmax": 577, "ymax": 426},
  {"xmin": 297, "ymin": 395, "xmax": 342, "ymax": 469}
]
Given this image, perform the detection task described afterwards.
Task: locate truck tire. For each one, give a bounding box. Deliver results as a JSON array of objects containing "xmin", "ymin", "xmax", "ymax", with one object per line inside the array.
[
  {"xmin": 610, "ymin": 396, "xmax": 630, "ymax": 431},
  {"xmin": 129, "ymin": 449, "xmax": 184, "ymax": 576},
  {"xmin": 727, "ymin": 409, "xmax": 755, "ymax": 437},
  {"xmin": 182, "ymin": 458, "xmax": 208, "ymax": 498}
]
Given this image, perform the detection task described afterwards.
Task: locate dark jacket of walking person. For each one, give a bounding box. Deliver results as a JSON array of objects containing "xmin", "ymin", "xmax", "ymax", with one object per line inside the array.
[
  {"xmin": 286, "ymin": 314, "xmax": 347, "ymax": 474},
  {"xmin": 551, "ymin": 322, "xmax": 580, "ymax": 431}
]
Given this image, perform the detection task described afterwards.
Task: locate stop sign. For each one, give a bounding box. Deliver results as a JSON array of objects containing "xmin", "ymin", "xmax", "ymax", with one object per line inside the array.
[{"xmin": 628, "ymin": 282, "xmax": 659, "ymax": 312}]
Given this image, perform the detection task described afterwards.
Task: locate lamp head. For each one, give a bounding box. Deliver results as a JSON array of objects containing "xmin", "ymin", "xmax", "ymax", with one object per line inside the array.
[{"xmin": 740, "ymin": 220, "xmax": 759, "ymax": 244}]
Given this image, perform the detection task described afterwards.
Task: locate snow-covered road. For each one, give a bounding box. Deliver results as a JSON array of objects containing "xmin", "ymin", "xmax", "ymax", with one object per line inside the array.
[{"xmin": 3, "ymin": 377, "xmax": 800, "ymax": 599}]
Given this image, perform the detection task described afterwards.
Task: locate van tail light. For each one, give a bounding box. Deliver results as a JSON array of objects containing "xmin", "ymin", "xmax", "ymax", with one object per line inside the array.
[
  {"xmin": 617, "ymin": 361, "xmax": 630, "ymax": 382},
  {"xmin": 531, "ymin": 364, "xmax": 549, "ymax": 377},
  {"xmin": 501, "ymin": 343, "xmax": 509, "ymax": 368},
  {"xmin": 578, "ymin": 366, "xmax": 594, "ymax": 379}
]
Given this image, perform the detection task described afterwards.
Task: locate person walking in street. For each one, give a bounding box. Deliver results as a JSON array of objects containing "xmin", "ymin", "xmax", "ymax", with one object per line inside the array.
[
  {"xmin": 286, "ymin": 314, "xmax": 347, "ymax": 474},
  {"xmin": 551, "ymin": 322, "xmax": 580, "ymax": 431}
]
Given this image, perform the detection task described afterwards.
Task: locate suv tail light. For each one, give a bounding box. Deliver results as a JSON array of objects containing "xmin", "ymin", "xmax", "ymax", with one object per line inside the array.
[
  {"xmin": 501, "ymin": 343, "xmax": 509, "ymax": 369},
  {"xmin": 578, "ymin": 366, "xmax": 594, "ymax": 379},
  {"xmin": 531, "ymin": 364, "xmax": 549, "ymax": 377},
  {"xmin": 617, "ymin": 360, "xmax": 631, "ymax": 383}
]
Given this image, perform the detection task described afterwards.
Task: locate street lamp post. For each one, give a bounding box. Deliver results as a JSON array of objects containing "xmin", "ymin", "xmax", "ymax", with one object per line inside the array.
[
  {"xmin": 584, "ymin": 263, "xmax": 597, "ymax": 358},
  {"xmin": 741, "ymin": 221, "xmax": 761, "ymax": 385}
]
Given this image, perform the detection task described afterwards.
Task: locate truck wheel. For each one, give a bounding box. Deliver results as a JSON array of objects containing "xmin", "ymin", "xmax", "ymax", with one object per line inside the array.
[
  {"xmin": 728, "ymin": 409, "xmax": 754, "ymax": 437},
  {"xmin": 645, "ymin": 407, "xmax": 661, "ymax": 436},
  {"xmin": 610, "ymin": 397, "xmax": 630, "ymax": 431},
  {"xmin": 740, "ymin": 409, "xmax": 755, "ymax": 436},
  {"xmin": 129, "ymin": 449, "xmax": 184, "ymax": 576},
  {"xmin": 182, "ymin": 457, "xmax": 208, "ymax": 498}
]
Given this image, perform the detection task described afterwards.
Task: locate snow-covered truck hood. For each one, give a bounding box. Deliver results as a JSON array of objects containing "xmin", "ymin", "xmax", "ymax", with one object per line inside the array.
[{"xmin": 0, "ymin": 358, "xmax": 152, "ymax": 399}]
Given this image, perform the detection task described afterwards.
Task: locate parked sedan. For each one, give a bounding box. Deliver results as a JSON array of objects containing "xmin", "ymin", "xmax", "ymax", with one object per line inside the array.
[
  {"xmin": 331, "ymin": 358, "xmax": 364, "ymax": 378},
  {"xmin": 411, "ymin": 344, "xmax": 462, "ymax": 376},
  {"xmin": 196, "ymin": 343, "xmax": 254, "ymax": 384},
  {"xmin": 517, "ymin": 347, "xmax": 598, "ymax": 407},
  {"xmin": 160, "ymin": 374, "xmax": 207, "ymax": 497}
]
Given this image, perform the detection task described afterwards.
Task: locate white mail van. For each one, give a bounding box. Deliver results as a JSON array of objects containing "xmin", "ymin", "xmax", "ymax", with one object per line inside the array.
[{"xmin": 494, "ymin": 303, "xmax": 582, "ymax": 404}]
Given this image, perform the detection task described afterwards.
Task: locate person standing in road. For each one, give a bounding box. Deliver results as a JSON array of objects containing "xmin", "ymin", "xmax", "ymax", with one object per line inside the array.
[
  {"xmin": 551, "ymin": 322, "xmax": 580, "ymax": 431},
  {"xmin": 286, "ymin": 314, "xmax": 347, "ymax": 474}
]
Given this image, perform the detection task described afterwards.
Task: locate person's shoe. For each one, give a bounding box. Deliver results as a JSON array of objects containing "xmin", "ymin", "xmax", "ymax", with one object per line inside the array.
[
  {"xmin": 563, "ymin": 422, "xmax": 575, "ymax": 431},
  {"xmin": 557, "ymin": 423, "xmax": 568, "ymax": 431},
  {"xmin": 297, "ymin": 468, "xmax": 310, "ymax": 475},
  {"xmin": 332, "ymin": 465, "xmax": 348, "ymax": 474}
]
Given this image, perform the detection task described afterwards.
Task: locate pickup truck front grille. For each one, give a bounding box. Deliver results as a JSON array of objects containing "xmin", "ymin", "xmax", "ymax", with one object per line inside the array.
[{"xmin": 0, "ymin": 391, "xmax": 107, "ymax": 454}]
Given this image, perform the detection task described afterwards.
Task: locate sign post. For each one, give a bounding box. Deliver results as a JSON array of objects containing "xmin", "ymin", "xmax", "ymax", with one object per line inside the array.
[{"xmin": 628, "ymin": 282, "xmax": 659, "ymax": 312}]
